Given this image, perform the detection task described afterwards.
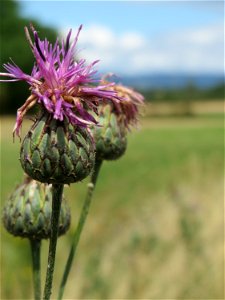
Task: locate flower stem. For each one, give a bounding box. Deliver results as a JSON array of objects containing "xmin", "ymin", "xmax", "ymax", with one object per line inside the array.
[
  {"xmin": 57, "ymin": 159, "xmax": 103, "ymax": 300},
  {"xmin": 30, "ymin": 239, "xmax": 41, "ymax": 300},
  {"xmin": 43, "ymin": 184, "xmax": 64, "ymax": 300}
]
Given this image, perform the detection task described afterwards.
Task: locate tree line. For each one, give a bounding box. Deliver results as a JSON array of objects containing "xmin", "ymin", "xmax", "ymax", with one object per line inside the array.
[
  {"xmin": 142, "ymin": 83, "xmax": 224, "ymax": 103},
  {"xmin": 0, "ymin": 0, "xmax": 57, "ymax": 114}
]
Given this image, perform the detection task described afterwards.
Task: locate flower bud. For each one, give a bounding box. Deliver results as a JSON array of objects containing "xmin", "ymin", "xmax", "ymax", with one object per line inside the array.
[
  {"xmin": 3, "ymin": 177, "xmax": 71, "ymax": 239},
  {"xmin": 92, "ymin": 104, "xmax": 127, "ymax": 160},
  {"xmin": 20, "ymin": 112, "xmax": 95, "ymax": 184}
]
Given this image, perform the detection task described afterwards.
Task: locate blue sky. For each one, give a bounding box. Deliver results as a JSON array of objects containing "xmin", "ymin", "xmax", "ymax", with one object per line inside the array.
[
  {"xmin": 19, "ymin": 1, "xmax": 222, "ymax": 35},
  {"xmin": 18, "ymin": 1, "xmax": 224, "ymax": 75}
]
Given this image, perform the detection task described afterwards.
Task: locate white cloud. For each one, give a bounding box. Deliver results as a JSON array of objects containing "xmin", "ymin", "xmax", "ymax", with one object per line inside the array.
[
  {"xmin": 60, "ymin": 23, "xmax": 224, "ymax": 75},
  {"xmin": 120, "ymin": 32, "xmax": 146, "ymax": 51},
  {"xmin": 78, "ymin": 24, "xmax": 115, "ymax": 49}
]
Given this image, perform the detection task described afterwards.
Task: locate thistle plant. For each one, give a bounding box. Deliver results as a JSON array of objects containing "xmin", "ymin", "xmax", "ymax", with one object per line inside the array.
[
  {"xmin": 0, "ymin": 24, "xmax": 121, "ymax": 299},
  {"xmin": 1, "ymin": 24, "xmax": 144, "ymax": 300},
  {"xmin": 1, "ymin": 25, "xmax": 118, "ymax": 184},
  {"xmin": 3, "ymin": 175, "xmax": 70, "ymax": 300}
]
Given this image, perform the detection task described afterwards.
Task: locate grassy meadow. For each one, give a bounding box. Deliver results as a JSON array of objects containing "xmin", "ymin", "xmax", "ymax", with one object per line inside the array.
[{"xmin": 0, "ymin": 102, "xmax": 224, "ymax": 299}]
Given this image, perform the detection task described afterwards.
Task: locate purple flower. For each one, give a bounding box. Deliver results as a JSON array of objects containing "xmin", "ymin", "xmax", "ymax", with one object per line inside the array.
[{"xmin": 0, "ymin": 25, "xmax": 120, "ymax": 137}]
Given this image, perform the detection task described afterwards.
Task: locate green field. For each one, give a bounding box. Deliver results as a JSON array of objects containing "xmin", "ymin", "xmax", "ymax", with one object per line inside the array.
[{"xmin": 1, "ymin": 111, "xmax": 224, "ymax": 299}]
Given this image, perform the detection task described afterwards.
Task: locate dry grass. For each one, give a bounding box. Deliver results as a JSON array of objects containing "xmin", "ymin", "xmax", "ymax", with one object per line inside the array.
[{"xmin": 144, "ymin": 100, "xmax": 224, "ymax": 117}]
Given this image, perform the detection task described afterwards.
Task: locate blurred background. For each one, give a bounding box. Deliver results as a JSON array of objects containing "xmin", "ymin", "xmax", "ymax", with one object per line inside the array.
[{"xmin": 0, "ymin": 0, "xmax": 224, "ymax": 299}]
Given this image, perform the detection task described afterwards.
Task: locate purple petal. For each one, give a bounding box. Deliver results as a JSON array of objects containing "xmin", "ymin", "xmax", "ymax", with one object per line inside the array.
[{"xmin": 54, "ymin": 97, "xmax": 63, "ymax": 120}]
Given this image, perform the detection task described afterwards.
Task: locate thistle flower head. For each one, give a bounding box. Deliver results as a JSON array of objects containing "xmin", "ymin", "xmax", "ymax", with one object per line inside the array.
[
  {"xmin": 0, "ymin": 25, "xmax": 120, "ymax": 138},
  {"xmin": 2, "ymin": 175, "xmax": 71, "ymax": 239},
  {"xmin": 100, "ymin": 74, "xmax": 144, "ymax": 128}
]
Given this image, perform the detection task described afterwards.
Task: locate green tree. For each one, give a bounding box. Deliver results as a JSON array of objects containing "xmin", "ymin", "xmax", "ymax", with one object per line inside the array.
[{"xmin": 0, "ymin": 0, "xmax": 57, "ymax": 114}]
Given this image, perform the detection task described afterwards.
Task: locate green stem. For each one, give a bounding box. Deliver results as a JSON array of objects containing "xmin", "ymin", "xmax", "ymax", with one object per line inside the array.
[
  {"xmin": 57, "ymin": 159, "xmax": 103, "ymax": 300},
  {"xmin": 43, "ymin": 184, "xmax": 64, "ymax": 300},
  {"xmin": 30, "ymin": 239, "xmax": 41, "ymax": 300}
]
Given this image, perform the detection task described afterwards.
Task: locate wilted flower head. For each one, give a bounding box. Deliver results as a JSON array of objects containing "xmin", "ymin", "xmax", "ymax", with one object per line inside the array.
[
  {"xmin": 0, "ymin": 25, "xmax": 120, "ymax": 137},
  {"xmin": 91, "ymin": 75, "xmax": 144, "ymax": 161},
  {"xmin": 100, "ymin": 74, "xmax": 144, "ymax": 128}
]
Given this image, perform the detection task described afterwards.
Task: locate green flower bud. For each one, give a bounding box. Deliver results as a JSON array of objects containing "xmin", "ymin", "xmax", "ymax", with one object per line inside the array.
[
  {"xmin": 2, "ymin": 177, "xmax": 71, "ymax": 239},
  {"xmin": 20, "ymin": 112, "xmax": 95, "ymax": 184},
  {"xmin": 92, "ymin": 104, "xmax": 127, "ymax": 160}
]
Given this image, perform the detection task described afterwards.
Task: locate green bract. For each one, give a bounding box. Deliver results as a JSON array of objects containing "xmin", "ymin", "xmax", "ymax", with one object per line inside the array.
[
  {"xmin": 20, "ymin": 112, "xmax": 95, "ymax": 184},
  {"xmin": 92, "ymin": 104, "xmax": 127, "ymax": 160},
  {"xmin": 3, "ymin": 178, "xmax": 71, "ymax": 239}
]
